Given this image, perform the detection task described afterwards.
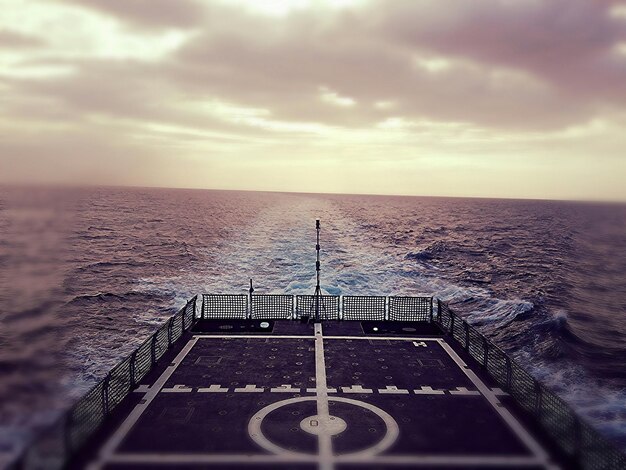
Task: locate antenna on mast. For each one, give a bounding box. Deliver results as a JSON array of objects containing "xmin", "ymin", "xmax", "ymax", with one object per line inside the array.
[{"xmin": 314, "ymin": 219, "xmax": 321, "ymax": 321}]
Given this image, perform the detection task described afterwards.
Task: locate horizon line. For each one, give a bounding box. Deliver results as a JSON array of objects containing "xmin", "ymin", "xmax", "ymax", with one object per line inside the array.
[{"xmin": 1, "ymin": 181, "xmax": 625, "ymax": 205}]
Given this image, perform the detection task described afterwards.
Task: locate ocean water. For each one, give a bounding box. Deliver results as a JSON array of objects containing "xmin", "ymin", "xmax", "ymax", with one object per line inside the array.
[{"xmin": 0, "ymin": 186, "xmax": 625, "ymax": 463}]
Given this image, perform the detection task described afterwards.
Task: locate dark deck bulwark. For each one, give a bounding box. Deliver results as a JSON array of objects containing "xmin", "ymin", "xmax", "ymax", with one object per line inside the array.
[{"xmin": 70, "ymin": 320, "xmax": 557, "ymax": 470}]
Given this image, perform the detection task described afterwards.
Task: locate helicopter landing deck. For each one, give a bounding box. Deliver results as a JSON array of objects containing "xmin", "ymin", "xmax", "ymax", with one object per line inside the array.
[{"xmin": 75, "ymin": 321, "xmax": 555, "ymax": 470}]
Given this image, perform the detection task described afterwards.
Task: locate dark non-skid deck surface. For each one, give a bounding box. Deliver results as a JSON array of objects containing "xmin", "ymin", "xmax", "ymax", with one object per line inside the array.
[{"xmin": 78, "ymin": 322, "xmax": 555, "ymax": 469}]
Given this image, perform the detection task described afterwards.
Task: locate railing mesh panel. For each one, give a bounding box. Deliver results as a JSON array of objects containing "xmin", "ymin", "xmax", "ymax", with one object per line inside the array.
[
  {"xmin": 434, "ymin": 300, "xmax": 626, "ymax": 470},
  {"xmin": 154, "ymin": 324, "xmax": 169, "ymax": 361},
  {"xmin": 452, "ymin": 317, "xmax": 466, "ymax": 344},
  {"xmin": 134, "ymin": 338, "xmax": 152, "ymax": 384},
  {"xmin": 510, "ymin": 362, "xmax": 536, "ymax": 413},
  {"xmin": 342, "ymin": 296, "xmax": 386, "ymax": 320},
  {"xmin": 15, "ymin": 296, "xmax": 626, "ymax": 470},
  {"xmin": 486, "ymin": 347, "xmax": 509, "ymax": 389},
  {"xmin": 170, "ymin": 311, "xmax": 183, "ymax": 343},
  {"xmin": 107, "ymin": 357, "xmax": 132, "ymax": 412},
  {"xmin": 183, "ymin": 298, "xmax": 195, "ymax": 328},
  {"xmin": 68, "ymin": 382, "xmax": 105, "ymax": 451},
  {"xmin": 438, "ymin": 301, "xmax": 453, "ymax": 331},
  {"xmin": 539, "ymin": 388, "xmax": 577, "ymax": 455},
  {"xmin": 251, "ymin": 295, "xmax": 294, "ymax": 319},
  {"xmin": 388, "ymin": 296, "xmax": 431, "ymax": 321},
  {"xmin": 296, "ymin": 295, "xmax": 340, "ymax": 320},
  {"xmin": 467, "ymin": 327, "xmax": 486, "ymax": 365},
  {"xmin": 202, "ymin": 294, "xmax": 248, "ymax": 319}
]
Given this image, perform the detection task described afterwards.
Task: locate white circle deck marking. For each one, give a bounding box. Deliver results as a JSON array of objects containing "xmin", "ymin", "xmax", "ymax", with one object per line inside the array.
[
  {"xmin": 248, "ymin": 396, "xmax": 399, "ymax": 458},
  {"xmin": 300, "ymin": 415, "xmax": 347, "ymax": 436},
  {"xmin": 260, "ymin": 322, "xmax": 270, "ymax": 328}
]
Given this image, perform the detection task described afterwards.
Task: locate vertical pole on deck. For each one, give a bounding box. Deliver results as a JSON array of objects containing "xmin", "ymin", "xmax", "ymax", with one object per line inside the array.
[
  {"xmin": 429, "ymin": 297, "xmax": 433, "ymax": 322},
  {"xmin": 249, "ymin": 279, "xmax": 254, "ymax": 320},
  {"xmin": 314, "ymin": 219, "xmax": 321, "ymax": 322}
]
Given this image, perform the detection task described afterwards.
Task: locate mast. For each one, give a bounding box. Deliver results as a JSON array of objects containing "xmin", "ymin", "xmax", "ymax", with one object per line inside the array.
[{"xmin": 314, "ymin": 219, "xmax": 321, "ymax": 321}]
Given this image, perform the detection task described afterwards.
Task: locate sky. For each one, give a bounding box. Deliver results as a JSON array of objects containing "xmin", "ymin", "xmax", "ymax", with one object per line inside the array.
[{"xmin": 1, "ymin": 0, "xmax": 626, "ymax": 201}]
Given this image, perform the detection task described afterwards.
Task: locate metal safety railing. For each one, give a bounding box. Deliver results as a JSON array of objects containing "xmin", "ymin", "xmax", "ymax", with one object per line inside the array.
[
  {"xmin": 12, "ymin": 294, "xmax": 626, "ymax": 470},
  {"xmin": 435, "ymin": 300, "xmax": 626, "ymax": 470},
  {"xmin": 10, "ymin": 296, "xmax": 197, "ymax": 470},
  {"xmin": 200, "ymin": 294, "xmax": 433, "ymax": 322}
]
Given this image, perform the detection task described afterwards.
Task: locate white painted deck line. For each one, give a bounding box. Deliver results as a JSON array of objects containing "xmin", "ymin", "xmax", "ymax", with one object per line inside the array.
[
  {"xmin": 161, "ymin": 385, "xmax": 192, "ymax": 393},
  {"xmin": 108, "ymin": 452, "xmax": 546, "ymax": 467},
  {"xmin": 341, "ymin": 385, "xmax": 373, "ymax": 394},
  {"xmin": 96, "ymin": 336, "xmax": 199, "ymax": 468},
  {"xmin": 88, "ymin": 332, "xmax": 558, "ymax": 469},
  {"xmin": 314, "ymin": 322, "xmax": 334, "ymax": 470},
  {"xmin": 324, "ymin": 336, "xmax": 438, "ymax": 341},
  {"xmin": 378, "ymin": 386, "xmax": 409, "ymax": 394},
  {"xmin": 234, "ymin": 384, "xmax": 264, "ymax": 392},
  {"xmin": 437, "ymin": 338, "xmax": 552, "ymax": 465},
  {"xmin": 413, "ymin": 386, "xmax": 445, "ymax": 395},
  {"xmin": 193, "ymin": 334, "xmax": 315, "ymax": 339},
  {"xmin": 198, "ymin": 384, "xmax": 228, "ymax": 393},
  {"xmin": 192, "ymin": 334, "xmax": 438, "ymax": 341},
  {"xmin": 306, "ymin": 387, "xmax": 338, "ymax": 393},
  {"xmin": 449, "ymin": 387, "xmax": 481, "ymax": 396},
  {"xmin": 270, "ymin": 385, "xmax": 301, "ymax": 393},
  {"xmin": 337, "ymin": 454, "xmax": 547, "ymax": 466}
]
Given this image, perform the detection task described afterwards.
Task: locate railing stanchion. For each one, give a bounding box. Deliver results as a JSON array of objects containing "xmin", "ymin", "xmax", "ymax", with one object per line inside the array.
[
  {"xmin": 535, "ymin": 382, "xmax": 543, "ymax": 418},
  {"xmin": 339, "ymin": 295, "xmax": 343, "ymax": 321},
  {"xmin": 384, "ymin": 296, "xmax": 389, "ymax": 321},
  {"xmin": 102, "ymin": 374, "xmax": 110, "ymax": 417},
  {"xmin": 482, "ymin": 337, "xmax": 489, "ymax": 368},
  {"xmin": 151, "ymin": 334, "xmax": 157, "ymax": 366},
  {"xmin": 248, "ymin": 279, "xmax": 254, "ymax": 320},
  {"xmin": 130, "ymin": 351, "xmax": 137, "ymax": 389},
  {"xmin": 167, "ymin": 318, "xmax": 173, "ymax": 347},
  {"xmin": 429, "ymin": 297, "xmax": 433, "ymax": 322},
  {"xmin": 505, "ymin": 356, "xmax": 512, "ymax": 390},
  {"xmin": 464, "ymin": 321, "xmax": 470, "ymax": 350},
  {"xmin": 574, "ymin": 417, "xmax": 582, "ymax": 461},
  {"xmin": 64, "ymin": 412, "xmax": 73, "ymax": 457}
]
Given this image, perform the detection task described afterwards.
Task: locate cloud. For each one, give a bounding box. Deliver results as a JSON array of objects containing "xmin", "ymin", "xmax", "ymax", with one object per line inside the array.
[
  {"xmin": 373, "ymin": 0, "xmax": 626, "ymax": 102},
  {"xmin": 0, "ymin": 0, "xmax": 625, "ymax": 199},
  {"xmin": 0, "ymin": 30, "xmax": 45, "ymax": 48},
  {"xmin": 54, "ymin": 0, "xmax": 207, "ymax": 29}
]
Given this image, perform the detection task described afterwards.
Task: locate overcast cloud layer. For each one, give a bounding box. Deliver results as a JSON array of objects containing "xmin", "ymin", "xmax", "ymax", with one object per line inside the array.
[{"xmin": 1, "ymin": 0, "xmax": 626, "ymax": 200}]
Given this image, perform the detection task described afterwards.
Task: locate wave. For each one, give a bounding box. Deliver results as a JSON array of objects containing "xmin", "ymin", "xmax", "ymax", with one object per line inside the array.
[
  {"xmin": 66, "ymin": 291, "xmax": 159, "ymax": 307},
  {"xmin": 404, "ymin": 241, "xmax": 450, "ymax": 261}
]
